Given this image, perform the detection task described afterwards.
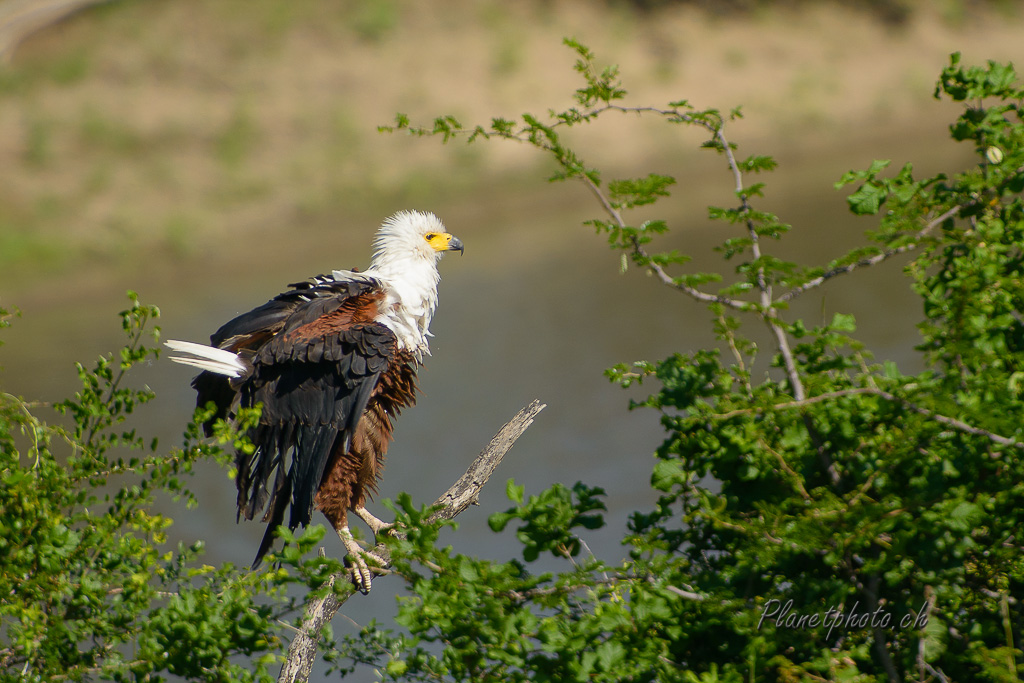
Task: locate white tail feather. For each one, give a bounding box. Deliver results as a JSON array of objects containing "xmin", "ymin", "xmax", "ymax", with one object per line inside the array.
[
  {"xmin": 166, "ymin": 356, "xmax": 245, "ymax": 377},
  {"xmin": 165, "ymin": 339, "xmax": 247, "ymax": 378}
]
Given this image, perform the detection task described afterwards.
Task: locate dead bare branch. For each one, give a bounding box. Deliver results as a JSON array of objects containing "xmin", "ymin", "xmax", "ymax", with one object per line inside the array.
[
  {"xmin": 0, "ymin": 0, "xmax": 112, "ymax": 63},
  {"xmin": 276, "ymin": 399, "xmax": 546, "ymax": 683}
]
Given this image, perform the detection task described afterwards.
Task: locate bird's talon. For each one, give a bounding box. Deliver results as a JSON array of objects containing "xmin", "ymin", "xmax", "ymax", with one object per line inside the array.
[{"xmin": 340, "ymin": 526, "xmax": 388, "ymax": 594}]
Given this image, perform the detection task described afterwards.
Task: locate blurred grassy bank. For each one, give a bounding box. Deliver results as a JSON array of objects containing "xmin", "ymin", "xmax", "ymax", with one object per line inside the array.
[{"xmin": 0, "ymin": 0, "xmax": 1021, "ymax": 305}]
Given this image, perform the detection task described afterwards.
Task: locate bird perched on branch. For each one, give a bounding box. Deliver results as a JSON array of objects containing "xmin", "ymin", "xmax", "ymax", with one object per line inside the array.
[{"xmin": 166, "ymin": 210, "xmax": 463, "ymax": 593}]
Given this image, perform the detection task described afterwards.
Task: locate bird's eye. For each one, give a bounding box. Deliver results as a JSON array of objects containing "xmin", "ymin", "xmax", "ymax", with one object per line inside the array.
[{"xmin": 424, "ymin": 233, "xmax": 437, "ymax": 241}]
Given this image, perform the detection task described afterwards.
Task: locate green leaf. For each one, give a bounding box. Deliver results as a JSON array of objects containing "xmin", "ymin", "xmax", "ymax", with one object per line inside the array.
[
  {"xmin": 846, "ymin": 181, "xmax": 887, "ymax": 215},
  {"xmin": 739, "ymin": 154, "xmax": 778, "ymax": 173},
  {"xmin": 506, "ymin": 478, "xmax": 525, "ymax": 504},
  {"xmin": 830, "ymin": 313, "xmax": 857, "ymax": 332},
  {"xmin": 608, "ymin": 174, "xmax": 676, "ymax": 209}
]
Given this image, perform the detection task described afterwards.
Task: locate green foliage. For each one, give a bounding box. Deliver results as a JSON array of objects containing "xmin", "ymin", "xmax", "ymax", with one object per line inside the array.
[
  {"xmin": 0, "ymin": 294, "xmax": 350, "ymax": 682},
  {"xmin": 359, "ymin": 43, "xmax": 1024, "ymax": 681},
  {"xmin": 489, "ymin": 481, "xmax": 607, "ymax": 561}
]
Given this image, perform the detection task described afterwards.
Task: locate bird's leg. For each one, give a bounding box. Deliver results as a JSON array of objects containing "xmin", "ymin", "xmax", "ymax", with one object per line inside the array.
[
  {"xmin": 353, "ymin": 505, "xmax": 396, "ymax": 539},
  {"xmin": 337, "ymin": 525, "xmax": 386, "ymax": 594}
]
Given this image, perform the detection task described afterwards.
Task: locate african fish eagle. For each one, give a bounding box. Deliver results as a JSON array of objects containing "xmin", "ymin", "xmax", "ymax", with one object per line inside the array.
[{"xmin": 166, "ymin": 210, "xmax": 463, "ymax": 593}]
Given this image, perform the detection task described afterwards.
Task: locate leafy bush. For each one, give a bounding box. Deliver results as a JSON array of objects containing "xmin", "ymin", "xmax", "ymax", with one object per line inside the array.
[
  {"xmin": 0, "ymin": 295, "xmax": 346, "ymax": 682},
  {"xmin": 352, "ymin": 42, "xmax": 1024, "ymax": 681}
]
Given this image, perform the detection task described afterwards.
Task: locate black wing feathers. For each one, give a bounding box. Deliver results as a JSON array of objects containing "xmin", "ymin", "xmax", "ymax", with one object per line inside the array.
[
  {"xmin": 193, "ymin": 275, "xmax": 382, "ymax": 428},
  {"xmin": 244, "ymin": 324, "xmax": 392, "ymax": 530},
  {"xmin": 211, "ymin": 275, "xmax": 380, "ymax": 348},
  {"xmin": 210, "ymin": 276, "xmax": 397, "ymax": 566}
]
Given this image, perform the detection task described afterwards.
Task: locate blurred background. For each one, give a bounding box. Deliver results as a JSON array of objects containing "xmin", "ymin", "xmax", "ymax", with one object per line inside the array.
[{"xmin": 1, "ymin": 0, "xmax": 1022, "ymax": 639}]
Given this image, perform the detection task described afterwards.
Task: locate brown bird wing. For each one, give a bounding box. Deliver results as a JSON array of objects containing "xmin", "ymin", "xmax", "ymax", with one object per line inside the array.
[
  {"xmin": 187, "ymin": 275, "xmax": 397, "ymax": 567},
  {"xmin": 191, "ymin": 275, "xmax": 381, "ymax": 429}
]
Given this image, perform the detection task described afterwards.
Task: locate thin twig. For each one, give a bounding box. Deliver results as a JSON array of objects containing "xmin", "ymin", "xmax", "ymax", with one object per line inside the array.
[
  {"xmin": 713, "ymin": 388, "xmax": 878, "ymax": 419},
  {"xmin": 713, "ymin": 120, "xmax": 806, "ymax": 402},
  {"xmin": 712, "ymin": 387, "xmax": 1023, "ymax": 449},
  {"xmin": 779, "ymin": 204, "xmax": 963, "ymax": 303},
  {"xmin": 863, "ymin": 574, "xmax": 900, "ymax": 683},
  {"xmin": 467, "ymin": 103, "xmax": 756, "ymax": 314},
  {"xmin": 718, "ymin": 314, "xmax": 754, "ymax": 399},
  {"xmin": 665, "ymin": 585, "xmax": 706, "ymax": 602},
  {"xmin": 578, "ymin": 173, "xmax": 752, "ymax": 312},
  {"xmin": 760, "ymin": 438, "xmax": 811, "ymax": 501}
]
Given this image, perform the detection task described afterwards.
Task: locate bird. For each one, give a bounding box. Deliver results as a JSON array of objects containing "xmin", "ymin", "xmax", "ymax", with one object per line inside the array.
[{"xmin": 165, "ymin": 210, "xmax": 463, "ymax": 593}]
